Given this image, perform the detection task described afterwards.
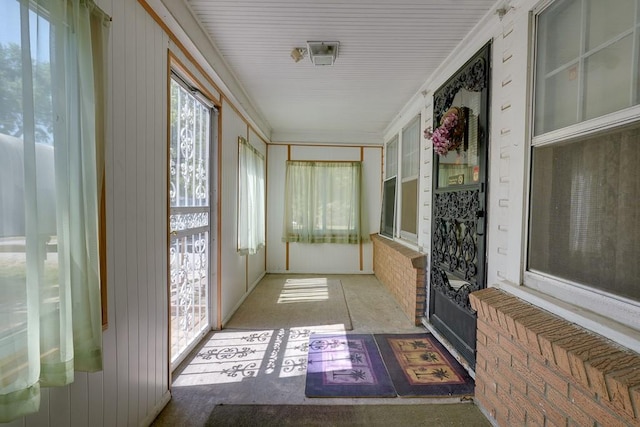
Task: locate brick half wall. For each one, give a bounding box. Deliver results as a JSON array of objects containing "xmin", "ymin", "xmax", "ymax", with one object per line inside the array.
[
  {"xmin": 470, "ymin": 288, "xmax": 640, "ymax": 427},
  {"xmin": 371, "ymin": 234, "xmax": 427, "ymax": 325}
]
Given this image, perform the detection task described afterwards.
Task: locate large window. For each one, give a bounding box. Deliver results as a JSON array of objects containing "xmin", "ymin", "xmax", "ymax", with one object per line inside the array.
[
  {"xmin": 283, "ymin": 161, "xmax": 365, "ymax": 244},
  {"xmin": 528, "ymin": 0, "xmax": 640, "ymax": 327},
  {"xmin": 400, "ymin": 117, "xmax": 420, "ymax": 239},
  {"xmin": 0, "ymin": 0, "xmax": 109, "ymax": 421},
  {"xmin": 237, "ymin": 137, "xmax": 265, "ymax": 255}
]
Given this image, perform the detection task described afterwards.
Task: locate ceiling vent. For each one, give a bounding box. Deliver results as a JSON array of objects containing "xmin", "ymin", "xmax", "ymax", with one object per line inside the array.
[{"xmin": 306, "ymin": 41, "xmax": 339, "ymax": 66}]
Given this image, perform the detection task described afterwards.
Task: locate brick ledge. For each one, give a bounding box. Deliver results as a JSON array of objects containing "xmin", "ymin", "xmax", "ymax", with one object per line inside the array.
[{"xmin": 470, "ymin": 288, "xmax": 640, "ymax": 422}]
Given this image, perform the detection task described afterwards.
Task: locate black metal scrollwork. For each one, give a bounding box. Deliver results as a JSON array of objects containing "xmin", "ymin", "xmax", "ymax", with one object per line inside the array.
[
  {"xmin": 431, "ymin": 190, "xmax": 480, "ymax": 311},
  {"xmin": 434, "ymin": 57, "xmax": 486, "ymax": 123}
]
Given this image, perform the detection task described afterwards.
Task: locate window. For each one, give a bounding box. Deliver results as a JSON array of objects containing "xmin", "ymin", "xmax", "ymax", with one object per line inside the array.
[
  {"xmin": 283, "ymin": 161, "xmax": 365, "ymax": 244},
  {"xmin": 527, "ymin": 0, "xmax": 640, "ymax": 328},
  {"xmin": 380, "ymin": 136, "xmax": 397, "ymax": 237},
  {"xmin": 0, "ymin": 0, "xmax": 109, "ymax": 421},
  {"xmin": 237, "ymin": 137, "xmax": 265, "ymax": 255},
  {"xmin": 400, "ymin": 116, "xmax": 420, "ymax": 240}
]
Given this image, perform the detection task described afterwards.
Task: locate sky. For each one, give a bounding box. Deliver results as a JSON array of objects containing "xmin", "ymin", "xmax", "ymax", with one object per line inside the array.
[{"xmin": 0, "ymin": 0, "xmax": 50, "ymax": 61}]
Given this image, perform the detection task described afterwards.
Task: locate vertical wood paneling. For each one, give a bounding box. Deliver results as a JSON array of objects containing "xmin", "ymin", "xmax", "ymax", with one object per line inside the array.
[
  {"xmin": 48, "ymin": 386, "xmax": 70, "ymax": 426},
  {"xmin": 69, "ymin": 374, "xmax": 88, "ymax": 427},
  {"xmin": 124, "ymin": 0, "xmax": 140, "ymax": 424},
  {"xmin": 102, "ymin": 0, "xmax": 119, "ymax": 423},
  {"xmin": 87, "ymin": 371, "xmax": 104, "ymax": 427},
  {"xmin": 112, "ymin": 0, "xmax": 130, "ymax": 425},
  {"xmin": 135, "ymin": 3, "xmax": 149, "ymax": 420},
  {"xmin": 144, "ymin": 9, "xmax": 157, "ymax": 414},
  {"xmin": 24, "ymin": 387, "xmax": 48, "ymax": 427}
]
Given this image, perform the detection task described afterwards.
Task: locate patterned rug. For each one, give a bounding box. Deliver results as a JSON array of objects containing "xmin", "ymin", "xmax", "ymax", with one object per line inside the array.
[
  {"xmin": 374, "ymin": 333, "xmax": 474, "ymax": 397},
  {"xmin": 305, "ymin": 334, "xmax": 396, "ymax": 397}
]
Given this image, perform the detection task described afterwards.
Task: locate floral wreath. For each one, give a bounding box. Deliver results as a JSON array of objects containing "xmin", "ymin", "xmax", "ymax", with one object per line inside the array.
[{"xmin": 424, "ymin": 106, "xmax": 466, "ymax": 156}]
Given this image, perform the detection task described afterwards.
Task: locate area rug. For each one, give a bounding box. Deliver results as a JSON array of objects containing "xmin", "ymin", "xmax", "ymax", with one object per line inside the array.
[
  {"xmin": 205, "ymin": 404, "xmax": 492, "ymax": 427},
  {"xmin": 305, "ymin": 334, "xmax": 396, "ymax": 397},
  {"xmin": 374, "ymin": 333, "xmax": 474, "ymax": 397},
  {"xmin": 225, "ymin": 277, "xmax": 353, "ymax": 330}
]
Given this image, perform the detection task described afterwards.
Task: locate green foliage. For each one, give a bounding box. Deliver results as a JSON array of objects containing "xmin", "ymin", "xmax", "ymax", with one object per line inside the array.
[{"xmin": 0, "ymin": 42, "xmax": 53, "ymax": 143}]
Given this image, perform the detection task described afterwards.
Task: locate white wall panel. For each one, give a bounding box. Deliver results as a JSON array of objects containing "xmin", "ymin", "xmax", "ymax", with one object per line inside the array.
[
  {"xmin": 220, "ymin": 101, "xmax": 252, "ymax": 323},
  {"xmin": 266, "ymin": 145, "xmax": 288, "ymax": 273}
]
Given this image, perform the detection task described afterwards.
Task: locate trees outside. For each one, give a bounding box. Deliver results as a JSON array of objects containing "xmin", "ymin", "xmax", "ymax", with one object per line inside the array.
[{"xmin": 0, "ymin": 42, "xmax": 53, "ymax": 144}]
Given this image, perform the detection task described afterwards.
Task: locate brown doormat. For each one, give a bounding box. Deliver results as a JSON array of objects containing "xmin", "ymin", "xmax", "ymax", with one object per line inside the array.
[
  {"xmin": 374, "ymin": 334, "xmax": 475, "ymax": 397},
  {"xmin": 205, "ymin": 404, "xmax": 491, "ymax": 426}
]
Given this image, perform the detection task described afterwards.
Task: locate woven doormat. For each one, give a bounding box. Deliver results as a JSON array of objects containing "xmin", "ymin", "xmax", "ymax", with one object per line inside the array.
[
  {"xmin": 374, "ymin": 333, "xmax": 474, "ymax": 397},
  {"xmin": 305, "ymin": 334, "xmax": 395, "ymax": 397}
]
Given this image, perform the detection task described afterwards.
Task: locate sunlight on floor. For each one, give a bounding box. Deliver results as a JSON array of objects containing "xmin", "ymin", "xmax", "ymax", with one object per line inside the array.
[
  {"xmin": 171, "ymin": 324, "xmax": 347, "ymax": 387},
  {"xmin": 277, "ymin": 277, "xmax": 330, "ymax": 304}
]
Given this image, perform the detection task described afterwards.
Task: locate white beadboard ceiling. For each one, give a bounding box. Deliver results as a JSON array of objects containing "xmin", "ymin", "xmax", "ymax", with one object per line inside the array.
[{"xmin": 186, "ymin": 0, "xmax": 498, "ymax": 144}]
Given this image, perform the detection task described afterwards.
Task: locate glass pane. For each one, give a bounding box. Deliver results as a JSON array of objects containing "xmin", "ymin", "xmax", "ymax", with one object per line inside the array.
[
  {"xmin": 401, "ymin": 118, "xmax": 420, "ymax": 179},
  {"xmin": 400, "ymin": 179, "xmax": 417, "ymax": 235},
  {"xmin": 535, "ymin": 66, "xmax": 580, "ymax": 134},
  {"xmin": 437, "ymin": 90, "xmax": 482, "ymax": 188},
  {"xmin": 529, "ymin": 122, "xmax": 640, "ymax": 302},
  {"xmin": 584, "ymin": 35, "xmax": 633, "ymax": 120},
  {"xmin": 170, "ymin": 79, "xmax": 210, "ymax": 208},
  {"xmin": 586, "ymin": 0, "xmax": 634, "ymax": 50},
  {"xmin": 386, "ymin": 137, "xmax": 398, "ymax": 178},
  {"xmin": 170, "ymin": 232, "xmax": 209, "ymax": 362},
  {"xmin": 542, "ymin": 0, "xmax": 582, "ymax": 72},
  {"xmin": 380, "ymin": 177, "xmax": 396, "ymax": 237}
]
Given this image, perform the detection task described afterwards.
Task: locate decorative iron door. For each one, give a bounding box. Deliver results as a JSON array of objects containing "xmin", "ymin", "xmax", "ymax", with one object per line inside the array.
[
  {"xmin": 429, "ymin": 44, "xmax": 490, "ymax": 367},
  {"xmin": 168, "ymin": 75, "xmax": 215, "ymax": 368}
]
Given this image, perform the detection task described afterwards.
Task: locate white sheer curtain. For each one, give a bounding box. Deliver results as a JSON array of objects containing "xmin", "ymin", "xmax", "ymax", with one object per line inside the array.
[
  {"xmin": 0, "ymin": 0, "xmax": 108, "ymax": 421},
  {"xmin": 283, "ymin": 161, "xmax": 367, "ymax": 244},
  {"xmin": 237, "ymin": 137, "xmax": 265, "ymax": 255}
]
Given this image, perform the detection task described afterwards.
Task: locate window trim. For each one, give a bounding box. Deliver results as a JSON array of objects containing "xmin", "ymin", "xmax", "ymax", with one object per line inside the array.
[{"xmin": 522, "ymin": 0, "xmax": 640, "ymax": 337}]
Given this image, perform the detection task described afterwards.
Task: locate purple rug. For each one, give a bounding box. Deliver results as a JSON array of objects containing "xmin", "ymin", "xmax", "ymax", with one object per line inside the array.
[{"xmin": 305, "ymin": 334, "xmax": 396, "ymax": 397}]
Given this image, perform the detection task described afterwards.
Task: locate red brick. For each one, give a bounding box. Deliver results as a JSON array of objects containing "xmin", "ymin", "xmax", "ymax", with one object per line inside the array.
[
  {"xmin": 527, "ymin": 384, "xmax": 568, "ymax": 427},
  {"xmin": 568, "ymin": 340, "xmax": 620, "ymax": 390},
  {"xmin": 469, "ymin": 287, "xmax": 503, "ymax": 312},
  {"xmin": 529, "ymin": 355, "xmax": 570, "ymax": 397},
  {"xmin": 487, "ymin": 332, "xmax": 513, "ymax": 367},
  {"xmin": 537, "ymin": 323, "xmax": 583, "ymax": 363},
  {"xmin": 500, "ymin": 361, "xmax": 528, "ymax": 394},
  {"xmin": 497, "ymin": 383, "xmax": 525, "ymax": 425},
  {"xmin": 569, "ymin": 383, "xmax": 631, "ymax": 427},
  {"xmin": 501, "ymin": 306, "xmax": 543, "ymax": 342},
  {"xmin": 551, "ymin": 332, "xmax": 607, "ymax": 379},
  {"xmin": 546, "ymin": 385, "xmax": 593, "ymax": 427},
  {"xmin": 512, "ymin": 357, "xmax": 545, "ymax": 393},
  {"xmin": 514, "ymin": 312, "xmax": 554, "ymax": 350},
  {"xmin": 585, "ymin": 351, "xmax": 638, "ymax": 401},
  {"xmin": 605, "ymin": 365, "xmax": 640, "ymax": 418},
  {"xmin": 525, "ymin": 317, "xmax": 569, "ymax": 356},
  {"xmin": 632, "ymin": 386, "xmax": 640, "ymax": 421},
  {"xmin": 511, "ymin": 383, "xmax": 545, "ymax": 426},
  {"xmin": 498, "ymin": 333, "xmax": 528, "ymax": 367},
  {"xmin": 477, "ymin": 318, "xmax": 500, "ymax": 346}
]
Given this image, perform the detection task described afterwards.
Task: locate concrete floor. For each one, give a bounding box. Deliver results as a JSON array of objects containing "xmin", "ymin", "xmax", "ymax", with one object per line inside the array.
[{"xmin": 151, "ymin": 274, "xmax": 491, "ymax": 426}]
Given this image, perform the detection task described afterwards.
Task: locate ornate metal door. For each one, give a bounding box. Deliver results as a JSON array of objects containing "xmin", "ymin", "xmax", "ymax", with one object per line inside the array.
[
  {"xmin": 429, "ymin": 44, "xmax": 490, "ymax": 367},
  {"xmin": 169, "ymin": 75, "xmax": 216, "ymax": 367}
]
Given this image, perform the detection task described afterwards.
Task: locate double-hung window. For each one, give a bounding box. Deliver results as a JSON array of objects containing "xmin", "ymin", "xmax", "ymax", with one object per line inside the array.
[
  {"xmin": 527, "ymin": 0, "xmax": 640, "ymax": 330},
  {"xmin": 283, "ymin": 161, "xmax": 365, "ymax": 244}
]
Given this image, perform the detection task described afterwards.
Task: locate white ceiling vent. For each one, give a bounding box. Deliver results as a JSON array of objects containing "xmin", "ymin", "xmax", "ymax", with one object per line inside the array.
[{"xmin": 306, "ymin": 41, "xmax": 339, "ymax": 66}]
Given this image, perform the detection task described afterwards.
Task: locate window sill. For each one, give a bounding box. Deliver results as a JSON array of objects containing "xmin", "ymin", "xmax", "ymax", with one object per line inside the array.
[{"xmin": 495, "ymin": 280, "xmax": 640, "ymax": 355}]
